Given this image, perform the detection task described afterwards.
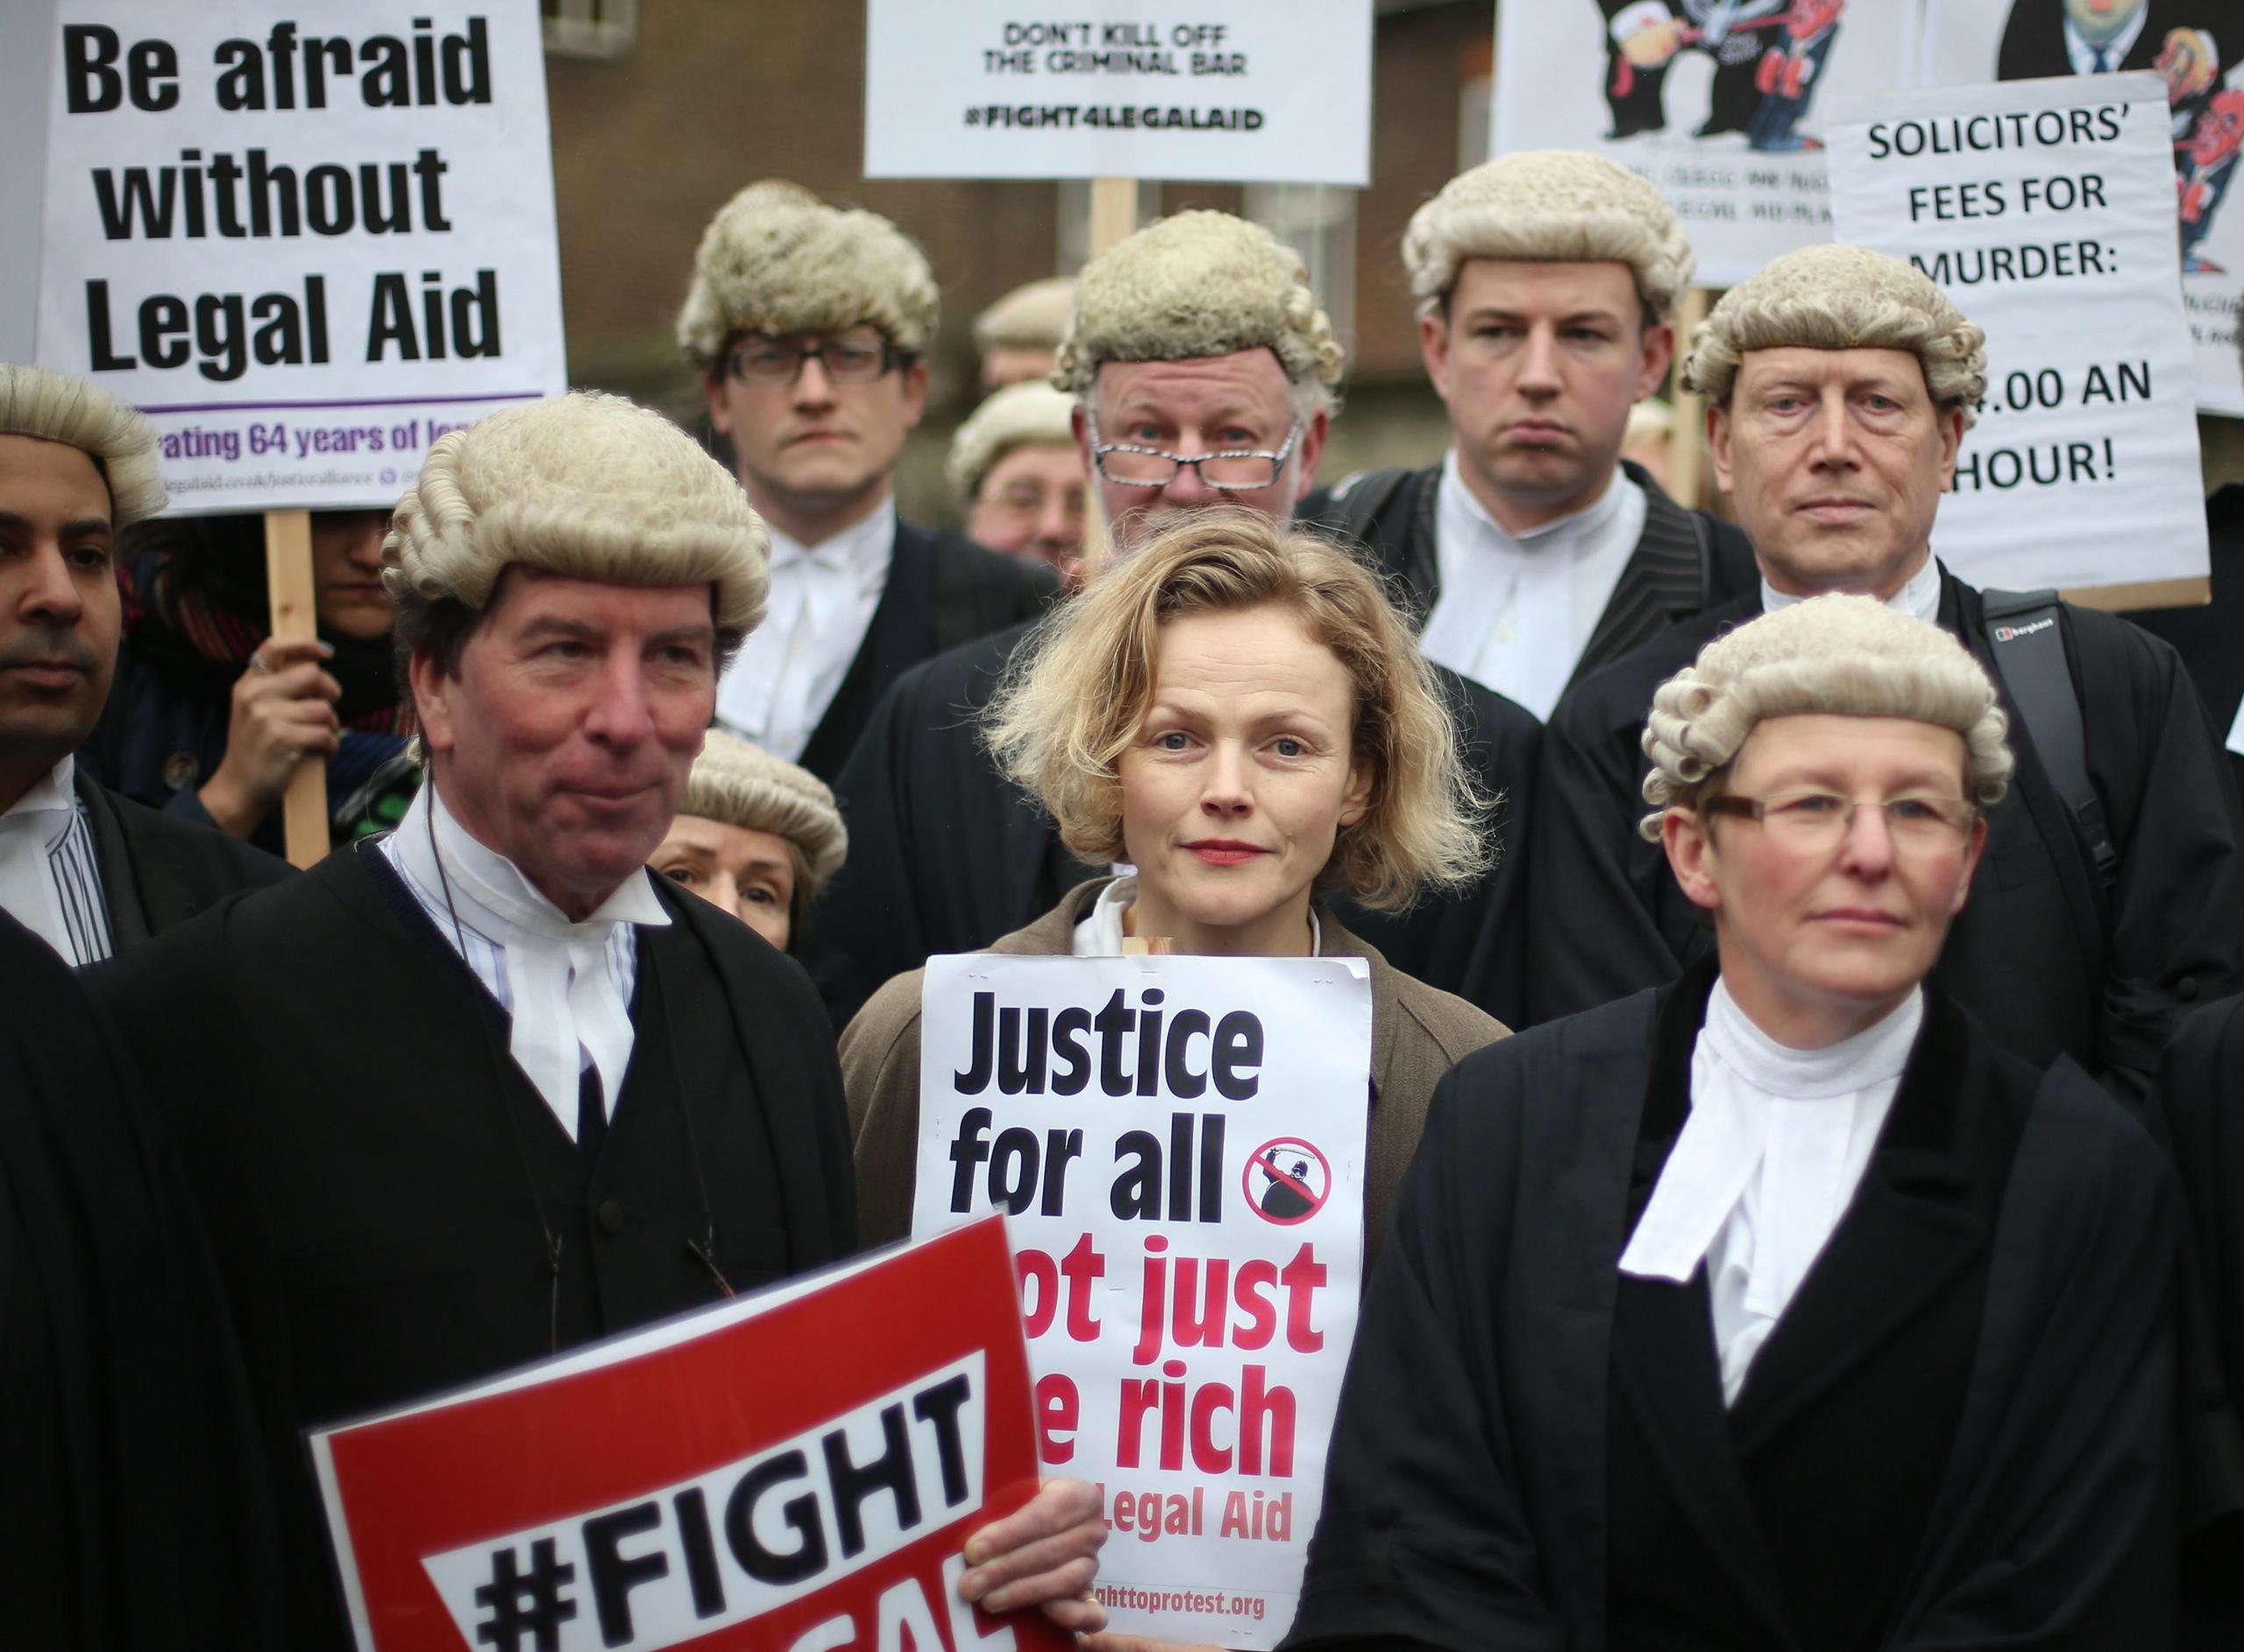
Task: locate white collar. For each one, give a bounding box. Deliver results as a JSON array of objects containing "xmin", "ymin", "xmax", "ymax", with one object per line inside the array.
[
  {"xmin": 763, "ymin": 500, "xmax": 898, "ymax": 571},
  {"xmin": 1438, "ymin": 450, "xmax": 1630, "ymax": 552},
  {"xmin": 387, "ymin": 780, "xmax": 667, "ymax": 1124},
  {"xmin": 1, "ymin": 755, "xmax": 76, "ymax": 843},
  {"xmin": 2065, "ymin": 6, "xmax": 2148, "ymax": 70},
  {"xmin": 1069, "ymin": 875, "xmax": 1322, "ymax": 958},
  {"xmin": 1761, "ymin": 551, "xmax": 1941, "ymax": 624},
  {"xmin": 1700, "ymin": 975, "xmax": 1922, "ymax": 1100},
  {"xmin": 391, "ymin": 777, "xmax": 669, "ymax": 942}
]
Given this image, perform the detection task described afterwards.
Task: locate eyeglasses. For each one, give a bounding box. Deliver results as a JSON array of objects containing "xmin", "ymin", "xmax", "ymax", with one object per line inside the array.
[
  {"xmin": 1705, "ymin": 790, "xmax": 1977, "ymax": 848},
  {"xmin": 1086, "ymin": 412, "xmax": 1301, "ymax": 490},
  {"xmin": 723, "ymin": 330, "xmax": 901, "ymax": 386}
]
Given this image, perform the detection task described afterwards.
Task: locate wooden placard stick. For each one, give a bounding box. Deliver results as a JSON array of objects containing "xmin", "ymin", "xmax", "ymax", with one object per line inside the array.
[
  {"xmin": 2056, "ymin": 576, "xmax": 2209, "ymax": 613},
  {"xmin": 263, "ymin": 508, "xmax": 329, "ymax": 869},
  {"xmin": 1080, "ymin": 176, "xmax": 1143, "ymax": 571},
  {"xmin": 1668, "ymin": 286, "xmax": 1712, "ymax": 512}
]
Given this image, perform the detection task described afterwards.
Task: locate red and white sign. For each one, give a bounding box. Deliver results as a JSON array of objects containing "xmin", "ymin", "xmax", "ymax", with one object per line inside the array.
[
  {"xmin": 309, "ymin": 1216, "xmax": 1062, "ymax": 1652},
  {"xmin": 913, "ymin": 954, "xmax": 1374, "ymax": 1648}
]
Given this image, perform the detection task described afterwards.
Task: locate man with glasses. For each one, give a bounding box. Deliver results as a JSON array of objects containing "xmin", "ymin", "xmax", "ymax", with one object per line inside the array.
[
  {"xmin": 801, "ymin": 212, "xmax": 1543, "ymax": 1031},
  {"xmin": 949, "ymin": 379, "xmax": 1086, "ymax": 586},
  {"xmin": 1526, "ymin": 244, "xmax": 2244, "ymax": 1098},
  {"xmin": 678, "ymin": 181, "xmax": 1056, "ymax": 781},
  {"xmin": 1307, "ymin": 151, "xmax": 1756, "ymax": 725}
]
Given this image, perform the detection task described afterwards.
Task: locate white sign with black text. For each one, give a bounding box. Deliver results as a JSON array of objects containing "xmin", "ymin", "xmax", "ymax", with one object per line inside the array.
[
  {"xmin": 1829, "ymin": 72, "xmax": 2208, "ymax": 592},
  {"xmin": 913, "ymin": 952, "xmax": 1374, "ymax": 1648},
  {"xmin": 863, "ymin": 0, "xmax": 1371, "ymax": 186},
  {"xmin": 36, "ymin": 0, "xmax": 565, "ymax": 513}
]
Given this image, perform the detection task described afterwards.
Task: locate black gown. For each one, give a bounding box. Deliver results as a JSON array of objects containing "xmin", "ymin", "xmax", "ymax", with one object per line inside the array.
[
  {"xmin": 2, "ymin": 911, "xmax": 285, "ymax": 1648},
  {"xmin": 1528, "ymin": 566, "xmax": 2244, "ymax": 1094},
  {"xmin": 1287, "ymin": 966, "xmax": 2178, "ymax": 1650},
  {"xmin": 90, "ymin": 842, "xmax": 857, "ymax": 1649}
]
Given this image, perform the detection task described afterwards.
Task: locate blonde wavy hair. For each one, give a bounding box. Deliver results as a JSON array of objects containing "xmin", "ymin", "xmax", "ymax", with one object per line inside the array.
[
  {"xmin": 0, "ymin": 363, "xmax": 167, "ymax": 526},
  {"xmin": 1638, "ymin": 594, "xmax": 2013, "ymax": 840},
  {"xmin": 1680, "ymin": 244, "xmax": 1988, "ymax": 428},
  {"xmin": 984, "ymin": 510, "xmax": 1488, "ymax": 911}
]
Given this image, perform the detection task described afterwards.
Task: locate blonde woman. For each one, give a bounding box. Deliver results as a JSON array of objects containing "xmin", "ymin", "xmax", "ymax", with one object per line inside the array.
[{"xmin": 843, "ymin": 509, "xmax": 1507, "ymax": 1272}]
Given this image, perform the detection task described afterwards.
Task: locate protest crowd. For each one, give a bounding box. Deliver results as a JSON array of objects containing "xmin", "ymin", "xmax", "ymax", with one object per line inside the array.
[{"xmin": 10, "ymin": 9, "xmax": 2244, "ymax": 1649}]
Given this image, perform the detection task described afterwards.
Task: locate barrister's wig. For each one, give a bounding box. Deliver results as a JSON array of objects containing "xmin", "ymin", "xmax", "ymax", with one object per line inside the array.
[
  {"xmin": 1402, "ymin": 151, "xmax": 1695, "ymax": 321},
  {"xmin": 0, "ymin": 363, "xmax": 167, "ymax": 527},
  {"xmin": 1637, "ymin": 594, "xmax": 2013, "ymax": 840},
  {"xmin": 676, "ymin": 181, "xmax": 940, "ymax": 371},
  {"xmin": 383, "ymin": 391, "xmax": 770, "ymax": 641},
  {"xmin": 973, "ymin": 276, "xmax": 1076, "ymax": 356},
  {"xmin": 1053, "ymin": 212, "xmax": 1345, "ymax": 409},
  {"xmin": 681, "ymin": 730, "xmax": 849, "ymax": 905},
  {"xmin": 1680, "ymin": 244, "xmax": 1988, "ymax": 427},
  {"xmin": 947, "ymin": 382, "xmax": 1079, "ymax": 506},
  {"xmin": 984, "ymin": 507, "xmax": 1488, "ymax": 911}
]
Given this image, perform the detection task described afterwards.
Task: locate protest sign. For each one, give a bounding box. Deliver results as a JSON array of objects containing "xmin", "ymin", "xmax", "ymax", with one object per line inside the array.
[
  {"xmin": 863, "ymin": 0, "xmax": 1372, "ymax": 186},
  {"xmin": 1493, "ymin": 1, "xmax": 1921, "ymax": 287},
  {"xmin": 35, "ymin": 0, "xmax": 567, "ymax": 513},
  {"xmin": 1919, "ymin": 0, "xmax": 2244, "ymax": 416},
  {"xmin": 912, "ymin": 953, "xmax": 1374, "ymax": 1648},
  {"xmin": 309, "ymin": 1216, "xmax": 1063, "ymax": 1652},
  {"xmin": 1829, "ymin": 72, "xmax": 2209, "ymax": 596}
]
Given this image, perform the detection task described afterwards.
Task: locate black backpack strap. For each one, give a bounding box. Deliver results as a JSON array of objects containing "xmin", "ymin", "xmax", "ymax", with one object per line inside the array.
[{"xmin": 1979, "ymin": 589, "xmax": 2118, "ymax": 880}]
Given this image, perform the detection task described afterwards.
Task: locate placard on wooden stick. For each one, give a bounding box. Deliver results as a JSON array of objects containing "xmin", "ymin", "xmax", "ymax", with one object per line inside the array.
[{"xmin": 262, "ymin": 510, "xmax": 327, "ymax": 869}]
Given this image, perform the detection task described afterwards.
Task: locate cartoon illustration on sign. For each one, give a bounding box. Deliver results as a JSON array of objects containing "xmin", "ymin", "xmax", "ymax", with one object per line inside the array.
[
  {"xmin": 1996, "ymin": 0, "xmax": 2240, "ymax": 272},
  {"xmin": 1599, "ymin": 0, "xmax": 1850, "ymax": 153}
]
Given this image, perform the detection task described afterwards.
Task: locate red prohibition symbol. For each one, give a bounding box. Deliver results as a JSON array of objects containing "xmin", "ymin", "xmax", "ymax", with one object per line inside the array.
[{"xmin": 1244, "ymin": 1136, "xmax": 1331, "ymax": 1225}]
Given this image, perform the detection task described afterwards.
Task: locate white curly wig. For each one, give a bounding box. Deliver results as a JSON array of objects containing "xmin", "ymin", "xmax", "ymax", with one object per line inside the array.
[
  {"xmin": 1053, "ymin": 211, "xmax": 1345, "ymax": 407},
  {"xmin": 1637, "ymin": 594, "xmax": 2013, "ymax": 840},
  {"xmin": 681, "ymin": 730, "xmax": 849, "ymax": 904},
  {"xmin": 946, "ymin": 381, "xmax": 1078, "ymax": 506},
  {"xmin": 677, "ymin": 181, "xmax": 941, "ymax": 372},
  {"xmin": 1403, "ymin": 150, "xmax": 1694, "ymax": 321},
  {"xmin": 0, "ymin": 363, "xmax": 167, "ymax": 526},
  {"xmin": 382, "ymin": 391, "xmax": 770, "ymax": 636},
  {"xmin": 973, "ymin": 276, "xmax": 1076, "ymax": 356},
  {"xmin": 1680, "ymin": 245, "xmax": 1988, "ymax": 427}
]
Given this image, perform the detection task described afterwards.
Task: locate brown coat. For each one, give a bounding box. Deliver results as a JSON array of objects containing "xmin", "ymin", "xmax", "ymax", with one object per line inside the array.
[{"xmin": 842, "ymin": 877, "xmax": 1509, "ymax": 1276}]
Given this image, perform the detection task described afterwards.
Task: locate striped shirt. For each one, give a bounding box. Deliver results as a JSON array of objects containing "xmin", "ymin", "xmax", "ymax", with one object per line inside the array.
[{"xmin": 0, "ymin": 759, "xmax": 111, "ymax": 967}]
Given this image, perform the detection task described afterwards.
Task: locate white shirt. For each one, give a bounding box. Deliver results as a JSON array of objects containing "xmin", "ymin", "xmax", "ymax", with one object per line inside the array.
[
  {"xmin": 1419, "ymin": 455, "xmax": 1647, "ymax": 721},
  {"xmin": 1619, "ymin": 979, "xmax": 1921, "ymax": 1406},
  {"xmin": 2065, "ymin": 6, "xmax": 2148, "ymax": 74},
  {"xmin": 0, "ymin": 756, "xmax": 110, "ymax": 966},
  {"xmin": 1070, "ymin": 875, "xmax": 1322, "ymax": 958},
  {"xmin": 714, "ymin": 504, "xmax": 896, "ymax": 762},
  {"xmin": 1761, "ymin": 549, "xmax": 1942, "ymax": 626},
  {"xmin": 380, "ymin": 781, "xmax": 668, "ymax": 1137}
]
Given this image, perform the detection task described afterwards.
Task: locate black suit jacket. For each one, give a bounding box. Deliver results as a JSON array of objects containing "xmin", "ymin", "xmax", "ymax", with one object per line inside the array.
[
  {"xmin": 1528, "ymin": 568, "xmax": 2244, "ymax": 1092},
  {"xmin": 0, "ymin": 912, "xmax": 287, "ymax": 1648},
  {"xmin": 1286, "ymin": 970, "xmax": 2178, "ymax": 1650},
  {"xmin": 73, "ymin": 767, "xmax": 293, "ymax": 948},
  {"xmin": 90, "ymin": 847, "xmax": 856, "ymax": 1648},
  {"xmin": 1999, "ymin": 0, "xmax": 2177, "ymax": 80},
  {"xmin": 793, "ymin": 518, "xmax": 1058, "ymax": 781}
]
